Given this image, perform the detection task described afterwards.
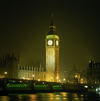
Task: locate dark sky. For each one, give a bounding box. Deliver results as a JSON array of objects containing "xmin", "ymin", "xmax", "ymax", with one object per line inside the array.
[{"xmin": 0, "ymin": 0, "xmax": 100, "ymax": 74}]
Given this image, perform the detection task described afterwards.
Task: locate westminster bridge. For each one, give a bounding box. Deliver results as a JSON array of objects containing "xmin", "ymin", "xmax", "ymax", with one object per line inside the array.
[{"xmin": 0, "ymin": 78, "xmax": 89, "ymax": 95}]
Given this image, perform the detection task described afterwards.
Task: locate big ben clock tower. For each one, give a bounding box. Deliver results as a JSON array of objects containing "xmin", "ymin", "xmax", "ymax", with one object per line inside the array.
[{"xmin": 46, "ymin": 15, "xmax": 59, "ymax": 82}]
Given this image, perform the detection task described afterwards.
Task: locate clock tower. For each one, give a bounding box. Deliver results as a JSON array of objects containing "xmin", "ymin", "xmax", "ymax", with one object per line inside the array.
[{"xmin": 46, "ymin": 15, "xmax": 59, "ymax": 82}]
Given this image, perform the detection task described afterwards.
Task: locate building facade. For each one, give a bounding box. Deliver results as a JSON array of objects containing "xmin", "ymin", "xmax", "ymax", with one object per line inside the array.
[
  {"xmin": 0, "ymin": 53, "xmax": 20, "ymax": 78},
  {"xmin": 18, "ymin": 64, "xmax": 46, "ymax": 81},
  {"xmin": 0, "ymin": 53, "xmax": 46, "ymax": 81},
  {"xmin": 87, "ymin": 60, "xmax": 100, "ymax": 84},
  {"xmin": 46, "ymin": 17, "xmax": 60, "ymax": 82}
]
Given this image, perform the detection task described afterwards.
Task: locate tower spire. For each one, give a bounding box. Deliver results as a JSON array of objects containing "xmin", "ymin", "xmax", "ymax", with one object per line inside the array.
[
  {"xmin": 47, "ymin": 13, "xmax": 57, "ymax": 35},
  {"xmin": 50, "ymin": 13, "xmax": 54, "ymax": 26}
]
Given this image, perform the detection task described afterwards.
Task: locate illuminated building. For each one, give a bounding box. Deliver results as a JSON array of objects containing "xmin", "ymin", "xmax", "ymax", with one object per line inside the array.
[
  {"xmin": 75, "ymin": 71, "xmax": 80, "ymax": 83},
  {"xmin": 0, "ymin": 53, "xmax": 46, "ymax": 80},
  {"xmin": 46, "ymin": 15, "xmax": 59, "ymax": 82},
  {"xmin": 80, "ymin": 69, "xmax": 87, "ymax": 84},
  {"xmin": 87, "ymin": 60, "xmax": 100, "ymax": 84},
  {"xmin": 18, "ymin": 63, "xmax": 46, "ymax": 81},
  {"xmin": 0, "ymin": 53, "xmax": 20, "ymax": 78},
  {"xmin": 0, "ymin": 15, "xmax": 59, "ymax": 82}
]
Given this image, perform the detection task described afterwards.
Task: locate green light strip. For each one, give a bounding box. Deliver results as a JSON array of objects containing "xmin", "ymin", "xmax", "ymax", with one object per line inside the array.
[
  {"xmin": 53, "ymin": 85, "xmax": 62, "ymax": 87},
  {"xmin": 7, "ymin": 84, "xmax": 30, "ymax": 88},
  {"xmin": 46, "ymin": 35, "xmax": 59, "ymax": 39},
  {"xmin": 34, "ymin": 85, "xmax": 49, "ymax": 88}
]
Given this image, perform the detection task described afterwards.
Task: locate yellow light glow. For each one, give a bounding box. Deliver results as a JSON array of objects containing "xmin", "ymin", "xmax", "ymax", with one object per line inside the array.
[
  {"xmin": 74, "ymin": 98, "xmax": 79, "ymax": 100},
  {"xmin": 56, "ymin": 98, "xmax": 59, "ymax": 99},
  {"xmin": 0, "ymin": 75, "xmax": 4, "ymax": 78},
  {"xmin": 63, "ymin": 95, "xmax": 66, "ymax": 96},
  {"xmin": 81, "ymin": 95, "xmax": 83, "ymax": 97},
  {"xmin": 22, "ymin": 77, "xmax": 25, "ymax": 79},
  {"xmin": 63, "ymin": 78, "xmax": 65, "ymax": 81},
  {"xmin": 50, "ymin": 95, "xmax": 53, "ymax": 96},
  {"xmin": 89, "ymin": 61, "xmax": 91, "ymax": 63},
  {"xmin": 38, "ymin": 79, "xmax": 40, "ymax": 81},
  {"xmin": 26, "ymin": 78, "xmax": 30, "ymax": 80},
  {"xmin": 56, "ymin": 95, "xmax": 59, "ymax": 96},
  {"xmin": 50, "ymin": 98, "xmax": 54, "ymax": 99},
  {"xmin": 75, "ymin": 75, "xmax": 77, "ymax": 78},
  {"xmin": 4, "ymin": 72, "xmax": 7, "ymax": 74}
]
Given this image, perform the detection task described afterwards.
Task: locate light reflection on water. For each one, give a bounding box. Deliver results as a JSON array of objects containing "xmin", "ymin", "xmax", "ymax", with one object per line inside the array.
[{"xmin": 0, "ymin": 92, "xmax": 100, "ymax": 101}]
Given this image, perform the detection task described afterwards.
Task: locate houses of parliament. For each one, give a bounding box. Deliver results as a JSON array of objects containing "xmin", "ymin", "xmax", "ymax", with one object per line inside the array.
[{"xmin": 0, "ymin": 16, "xmax": 60, "ymax": 82}]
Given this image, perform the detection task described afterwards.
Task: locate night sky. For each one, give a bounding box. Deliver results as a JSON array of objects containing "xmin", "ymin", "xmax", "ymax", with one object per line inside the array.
[{"xmin": 0, "ymin": 0, "xmax": 100, "ymax": 75}]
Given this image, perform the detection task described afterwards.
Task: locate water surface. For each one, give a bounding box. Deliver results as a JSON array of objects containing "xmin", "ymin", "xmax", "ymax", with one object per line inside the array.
[{"xmin": 0, "ymin": 92, "xmax": 100, "ymax": 101}]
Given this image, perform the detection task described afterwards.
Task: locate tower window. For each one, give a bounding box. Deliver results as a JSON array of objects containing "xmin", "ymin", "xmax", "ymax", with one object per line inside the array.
[{"xmin": 20, "ymin": 67, "xmax": 21, "ymax": 70}]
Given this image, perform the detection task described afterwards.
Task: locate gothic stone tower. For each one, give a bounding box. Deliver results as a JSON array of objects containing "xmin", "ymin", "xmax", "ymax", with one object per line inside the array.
[{"xmin": 46, "ymin": 16, "xmax": 59, "ymax": 82}]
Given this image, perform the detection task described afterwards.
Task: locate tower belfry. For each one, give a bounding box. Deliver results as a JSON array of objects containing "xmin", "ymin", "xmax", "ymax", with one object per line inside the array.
[{"xmin": 45, "ymin": 14, "xmax": 59, "ymax": 82}]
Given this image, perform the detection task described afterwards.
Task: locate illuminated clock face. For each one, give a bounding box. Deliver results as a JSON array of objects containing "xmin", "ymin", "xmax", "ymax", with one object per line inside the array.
[
  {"xmin": 48, "ymin": 40, "xmax": 53, "ymax": 45},
  {"xmin": 56, "ymin": 40, "xmax": 59, "ymax": 46}
]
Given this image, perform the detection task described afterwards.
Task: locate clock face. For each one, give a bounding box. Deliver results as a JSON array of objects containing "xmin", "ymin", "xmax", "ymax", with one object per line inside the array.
[
  {"xmin": 56, "ymin": 40, "xmax": 59, "ymax": 46},
  {"xmin": 48, "ymin": 40, "xmax": 53, "ymax": 45}
]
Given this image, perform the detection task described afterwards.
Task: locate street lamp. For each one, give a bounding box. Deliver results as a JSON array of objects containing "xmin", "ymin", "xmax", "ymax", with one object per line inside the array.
[
  {"xmin": 4, "ymin": 72, "xmax": 7, "ymax": 78},
  {"xmin": 32, "ymin": 75, "xmax": 34, "ymax": 81},
  {"xmin": 51, "ymin": 77, "xmax": 52, "ymax": 82},
  {"xmin": 63, "ymin": 78, "xmax": 65, "ymax": 83}
]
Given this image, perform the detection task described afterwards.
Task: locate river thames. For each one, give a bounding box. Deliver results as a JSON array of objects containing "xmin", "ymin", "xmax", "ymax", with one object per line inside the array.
[{"xmin": 0, "ymin": 92, "xmax": 100, "ymax": 101}]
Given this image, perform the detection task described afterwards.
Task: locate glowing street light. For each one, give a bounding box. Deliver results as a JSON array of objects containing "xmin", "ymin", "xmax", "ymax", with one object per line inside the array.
[
  {"xmin": 51, "ymin": 77, "xmax": 52, "ymax": 82},
  {"xmin": 4, "ymin": 72, "xmax": 7, "ymax": 74},
  {"xmin": 75, "ymin": 75, "xmax": 78, "ymax": 78},
  {"xmin": 38, "ymin": 79, "xmax": 40, "ymax": 81},
  {"xmin": 22, "ymin": 77, "xmax": 25, "ymax": 79},
  {"xmin": 56, "ymin": 77, "xmax": 58, "ymax": 82},
  {"xmin": 4, "ymin": 72, "xmax": 7, "ymax": 78},
  {"xmin": 32, "ymin": 75, "xmax": 34, "ymax": 80},
  {"xmin": 63, "ymin": 78, "xmax": 65, "ymax": 83}
]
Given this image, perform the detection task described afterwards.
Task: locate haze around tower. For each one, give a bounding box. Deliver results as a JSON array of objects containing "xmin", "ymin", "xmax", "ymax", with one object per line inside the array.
[{"xmin": 0, "ymin": 0, "xmax": 100, "ymax": 75}]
